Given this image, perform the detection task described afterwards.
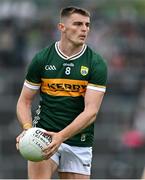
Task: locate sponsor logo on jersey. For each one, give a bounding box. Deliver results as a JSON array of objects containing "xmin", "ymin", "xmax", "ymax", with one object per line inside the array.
[
  {"xmin": 45, "ymin": 65, "xmax": 56, "ymax": 70},
  {"xmin": 80, "ymin": 66, "xmax": 89, "ymax": 76},
  {"xmin": 63, "ymin": 63, "xmax": 74, "ymax": 67},
  {"xmin": 41, "ymin": 78, "xmax": 88, "ymax": 97}
]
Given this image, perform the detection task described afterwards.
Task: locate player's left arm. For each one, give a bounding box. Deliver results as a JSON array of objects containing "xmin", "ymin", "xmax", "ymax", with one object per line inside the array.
[{"xmin": 58, "ymin": 88, "xmax": 104, "ymax": 141}]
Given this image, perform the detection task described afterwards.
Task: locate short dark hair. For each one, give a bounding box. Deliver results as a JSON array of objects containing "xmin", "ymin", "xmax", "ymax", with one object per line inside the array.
[{"xmin": 60, "ymin": 6, "xmax": 90, "ymax": 18}]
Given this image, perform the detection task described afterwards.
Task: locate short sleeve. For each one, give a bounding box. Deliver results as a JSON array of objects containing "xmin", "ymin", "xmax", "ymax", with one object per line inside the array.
[
  {"xmin": 87, "ymin": 54, "xmax": 108, "ymax": 92},
  {"xmin": 24, "ymin": 54, "xmax": 42, "ymax": 90}
]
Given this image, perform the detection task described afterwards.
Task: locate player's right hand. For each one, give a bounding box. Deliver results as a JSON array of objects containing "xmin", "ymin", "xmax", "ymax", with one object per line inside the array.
[{"xmin": 16, "ymin": 130, "xmax": 26, "ymax": 150}]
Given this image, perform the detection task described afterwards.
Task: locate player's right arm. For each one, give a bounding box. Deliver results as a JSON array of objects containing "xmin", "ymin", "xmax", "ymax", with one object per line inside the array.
[
  {"xmin": 16, "ymin": 85, "xmax": 38, "ymax": 129},
  {"xmin": 16, "ymin": 85, "xmax": 38, "ymax": 149},
  {"xmin": 16, "ymin": 50, "xmax": 42, "ymax": 149}
]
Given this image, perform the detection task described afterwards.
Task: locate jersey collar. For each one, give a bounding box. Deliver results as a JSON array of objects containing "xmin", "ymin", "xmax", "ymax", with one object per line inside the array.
[{"xmin": 55, "ymin": 41, "xmax": 87, "ymax": 60}]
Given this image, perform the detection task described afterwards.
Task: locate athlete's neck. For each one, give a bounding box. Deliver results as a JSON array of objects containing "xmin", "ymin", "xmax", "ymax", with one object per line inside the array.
[{"xmin": 58, "ymin": 40, "xmax": 84, "ymax": 57}]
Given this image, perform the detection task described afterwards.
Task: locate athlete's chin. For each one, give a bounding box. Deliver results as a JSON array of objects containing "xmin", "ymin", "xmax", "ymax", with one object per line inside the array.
[{"xmin": 75, "ymin": 40, "xmax": 85, "ymax": 46}]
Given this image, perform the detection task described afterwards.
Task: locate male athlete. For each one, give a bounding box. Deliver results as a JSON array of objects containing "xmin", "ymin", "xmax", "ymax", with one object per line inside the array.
[{"xmin": 16, "ymin": 6, "xmax": 107, "ymax": 179}]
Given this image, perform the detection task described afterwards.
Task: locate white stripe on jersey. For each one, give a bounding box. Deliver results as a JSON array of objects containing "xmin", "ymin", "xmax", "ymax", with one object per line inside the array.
[
  {"xmin": 24, "ymin": 81, "xmax": 40, "ymax": 90},
  {"xmin": 87, "ymin": 85, "xmax": 106, "ymax": 92}
]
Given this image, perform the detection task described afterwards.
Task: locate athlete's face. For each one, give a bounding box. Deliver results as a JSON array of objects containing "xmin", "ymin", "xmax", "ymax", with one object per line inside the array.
[{"xmin": 59, "ymin": 13, "xmax": 90, "ymax": 46}]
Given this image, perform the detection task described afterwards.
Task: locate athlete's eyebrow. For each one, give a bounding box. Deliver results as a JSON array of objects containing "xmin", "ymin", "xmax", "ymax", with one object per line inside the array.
[{"xmin": 73, "ymin": 21, "xmax": 90, "ymax": 26}]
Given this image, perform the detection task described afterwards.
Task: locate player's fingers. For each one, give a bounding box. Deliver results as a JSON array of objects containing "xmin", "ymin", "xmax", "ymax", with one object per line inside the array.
[
  {"xmin": 42, "ymin": 141, "xmax": 56, "ymax": 153},
  {"xmin": 43, "ymin": 145, "xmax": 55, "ymax": 154},
  {"xmin": 16, "ymin": 137, "xmax": 19, "ymax": 142},
  {"xmin": 16, "ymin": 136, "xmax": 20, "ymax": 150},
  {"xmin": 43, "ymin": 145, "xmax": 52, "ymax": 153},
  {"xmin": 16, "ymin": 142, "xmax": 19, "ymax": 150},
  {"xmin": 43, "ymin": 131, "xmax": 54, "ymax": 138},
  {"xmin": 42, "ymin": 148, "xmax": 57, "ymax": 160},
  {"xmin": 16, "ymin": 130, "xmax": 26, "ymax": 146}
]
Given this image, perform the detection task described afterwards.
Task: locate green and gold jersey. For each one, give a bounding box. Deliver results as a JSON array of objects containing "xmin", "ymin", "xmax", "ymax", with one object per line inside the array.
[{"xmin": 24, "ymin": 42, "xmax": 107, "ymax": 147}]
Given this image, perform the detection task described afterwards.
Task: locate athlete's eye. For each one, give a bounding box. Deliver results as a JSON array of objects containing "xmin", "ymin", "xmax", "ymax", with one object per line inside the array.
[
  {"xmin": 73, "ymin": 22, "xmax": 90, "ymax": 28},
  {"xmin": 73, "ymin": 22, "xmax": 82, "ymax": 26},
  {"xmin": 86, "ymin": 23, "xmax": 90, "ymax": 27}
]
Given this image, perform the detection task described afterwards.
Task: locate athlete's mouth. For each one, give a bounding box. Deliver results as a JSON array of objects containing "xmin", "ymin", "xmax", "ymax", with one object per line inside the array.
[{"xmin": 79, "ymin": 35, "xmax": 86, "ymax": 39}]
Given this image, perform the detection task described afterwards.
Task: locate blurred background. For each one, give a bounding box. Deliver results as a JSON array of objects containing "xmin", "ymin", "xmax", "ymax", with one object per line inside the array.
[{"xmin": 0, "ymin": 0, "xmax": 145, "ymax": 179}]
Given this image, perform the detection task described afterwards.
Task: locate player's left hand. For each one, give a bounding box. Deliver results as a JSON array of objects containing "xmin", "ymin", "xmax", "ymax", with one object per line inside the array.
[{"xmin": 42, "ymin": 131, "xmax": 63, "ymax": 160}]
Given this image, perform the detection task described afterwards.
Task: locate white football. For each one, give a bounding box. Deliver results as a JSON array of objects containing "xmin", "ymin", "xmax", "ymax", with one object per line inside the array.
[{"xmin": 19, "ymin": 127, "xmax": 51, "ymax": 162}]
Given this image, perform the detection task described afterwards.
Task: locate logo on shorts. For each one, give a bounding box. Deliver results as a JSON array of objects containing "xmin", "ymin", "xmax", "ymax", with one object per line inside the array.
[{"xmin": 83, "ymin": 163, "xmax": 90, "ymax": 167}]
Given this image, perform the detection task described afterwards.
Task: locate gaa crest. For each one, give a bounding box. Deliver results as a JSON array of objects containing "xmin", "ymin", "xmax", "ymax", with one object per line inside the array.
[{"xmin": 80, "ymin": 66, "xmax": 89, "ymax": 76}]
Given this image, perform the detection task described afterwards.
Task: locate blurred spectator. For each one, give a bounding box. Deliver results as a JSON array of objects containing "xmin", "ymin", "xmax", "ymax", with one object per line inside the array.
[
  {"xmin": 0, "ymin": 18, "xmax": 28, "ymax": 68},
  {"xmin": 122, "ymin": 130, "xmax": 145, "ymax": 148},
  {"xmin": 0, "ymin": 18, "xmax": 16, "ymax": 67}
]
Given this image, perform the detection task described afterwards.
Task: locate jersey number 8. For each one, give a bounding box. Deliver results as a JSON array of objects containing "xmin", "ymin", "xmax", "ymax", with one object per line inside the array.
[{"xmin": 65, "ymin": 67, "xmax": 71, "ymax": 75}]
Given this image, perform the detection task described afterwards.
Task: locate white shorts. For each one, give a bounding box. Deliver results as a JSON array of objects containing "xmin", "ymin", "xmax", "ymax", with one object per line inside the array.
[{"xmin": 50, "ymin": 143, "xmax": 92, "ymax": 175}]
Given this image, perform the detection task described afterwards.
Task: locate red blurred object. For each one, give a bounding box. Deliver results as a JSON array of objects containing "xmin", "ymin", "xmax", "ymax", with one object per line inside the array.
[{"xmin": 122, "ymin": 130, "xmax": 145, "ymax": 148}]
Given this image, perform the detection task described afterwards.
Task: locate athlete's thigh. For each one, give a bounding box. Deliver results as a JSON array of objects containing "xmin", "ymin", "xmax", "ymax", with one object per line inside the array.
[
  {"xmin": 59, "ymin": 172, "xmax": 90, "ymax": 179},
  {"xmin": 28, "ymin": 158, "xmax": 58, "ymax": 179}
]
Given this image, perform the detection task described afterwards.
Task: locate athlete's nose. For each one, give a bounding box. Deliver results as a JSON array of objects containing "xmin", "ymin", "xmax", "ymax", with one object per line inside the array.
[
  {"xmin": 82, "ymin": 24, "xmax": 87, "ymax": 31},
  {"xmin": 81, "ymin": 23, "xmax": 89, "ymax": 32}
]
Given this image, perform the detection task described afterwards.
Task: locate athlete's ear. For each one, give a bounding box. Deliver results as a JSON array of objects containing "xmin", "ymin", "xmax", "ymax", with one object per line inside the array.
[{"xmin": 58, "ymin": 23, "xmax": 65, "ymax": 32}]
